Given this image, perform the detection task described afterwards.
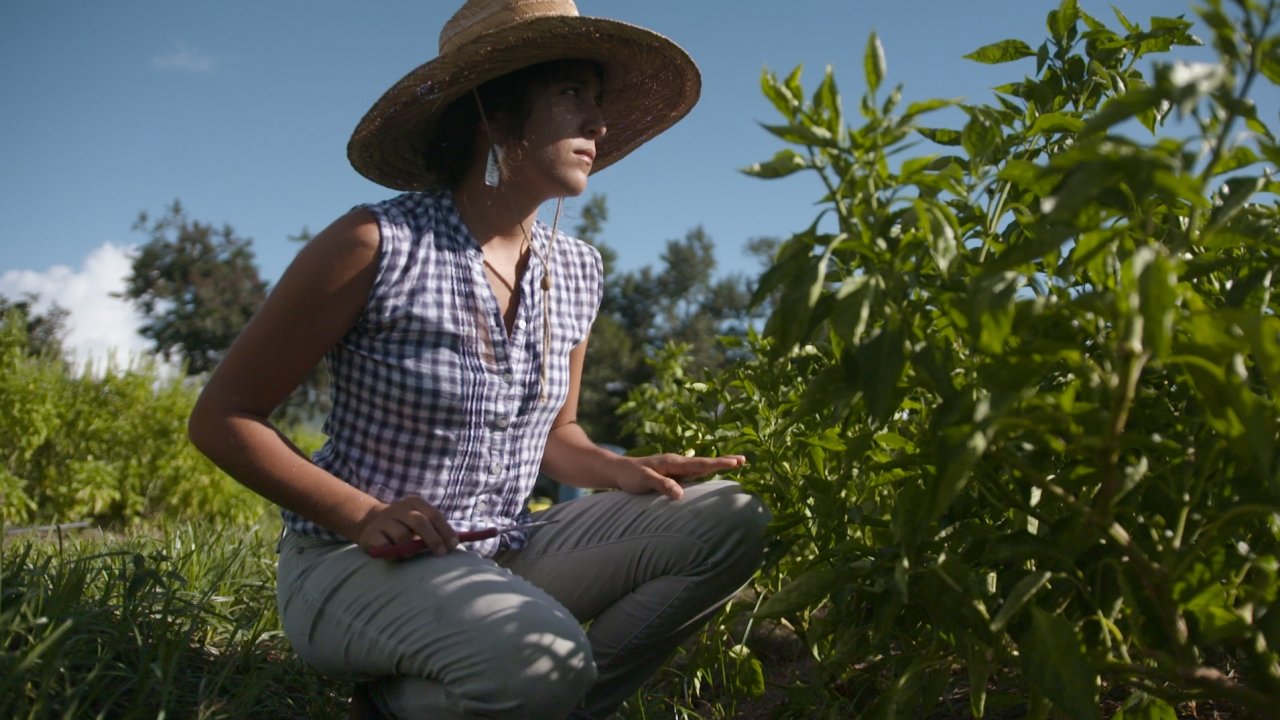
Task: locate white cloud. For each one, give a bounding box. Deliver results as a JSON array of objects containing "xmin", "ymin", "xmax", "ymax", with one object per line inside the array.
[
  {"xmin": 0, "ymin": 243, "xmax": 154, "ymax": 373},
  {"xmin": 152, "ymin": 41, "xmax": 217, "ymax": 73}
]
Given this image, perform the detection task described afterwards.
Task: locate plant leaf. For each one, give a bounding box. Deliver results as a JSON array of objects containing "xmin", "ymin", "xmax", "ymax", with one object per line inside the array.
[
  {"xmin": 919, "ymin": 127, "xmax": 964, "ymax": 146},
  {"xmin": 865, "ymin": 31, "xmax": 886, "ymax": 93},
  {"xmin": 1113, "ymin": 692, "xmax": 1178, "ymax": 720},
  {"xmin": 760, "ymin": 121, "xmax": 837, "ymax": 147},
  {"xmin": 964, "ymin": 39, "xmax": 1036, "ymax": 65},
  {"xmin": 742, "ymin": 149, "xmax": 810, "ymax": 179},
  {"xmin": 990, "ymin": 570, "xmax": 1053, "ymax": 632},
  {"xmin": 1019, "ymin": 608, "xmax": 1100, "ymax": 720},
  {"xmin": 1112, "ymin": 5, "xmax": 1137, "ymax": 33},
  {"xmin": 1030, "ymin": 112, "xmax": 1085, "ymax": 135},
  {"xmin": 903, "ymin": 98, "xmax": 955, "ymax": 119},
  {"xmin": 756, "ymin": 565, "xmax": 840, "ymax": 618},
  {"xmin": 760, "ymin": 68, "xmax": 800, "ymax": 119}
]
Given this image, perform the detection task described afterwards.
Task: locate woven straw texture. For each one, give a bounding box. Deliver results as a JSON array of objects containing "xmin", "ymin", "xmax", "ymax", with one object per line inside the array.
[{"xmin": 348, "ymin": 1, "xmax": 700, "ymax": 191}]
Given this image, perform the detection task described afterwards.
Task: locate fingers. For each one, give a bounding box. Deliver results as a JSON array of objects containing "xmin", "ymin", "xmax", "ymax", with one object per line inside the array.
[
  {"xmin": 613, "ymin": 454, "xmax": 745, "ymax": 495},
  {"xmin": 358, "ymin": 497, "xmax": 458, "ymax": 559},
  {"xmin": 647, "ymin": 471, "xmax": 684, "ymax": 501},
  {"xmin": 647, "ymin": 453, "xmax": 746, "ymax": 480},
  {"xmin": 619, "ymin": 451, "xmax": 746, "ymax": 499},
  {"xmin": 615, "ymin": 463, "xmax": 682, "ymax": 499}
]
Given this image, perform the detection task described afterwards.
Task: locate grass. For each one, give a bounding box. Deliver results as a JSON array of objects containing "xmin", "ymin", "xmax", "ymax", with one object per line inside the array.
[
  {"xmin": 0, "ymin": 520, "xmax": 752, "ymax": 720},
  {"xmin": 2, "ymin": 522, "xmax": 1256, "ymax": 719},
  {"xmin": 1, "ymin": 523, "xmax": 345, "ymax": 719}
]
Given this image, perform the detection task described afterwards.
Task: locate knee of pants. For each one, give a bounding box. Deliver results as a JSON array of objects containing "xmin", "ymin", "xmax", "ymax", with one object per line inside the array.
[
  {"xmin": 450, "ymin": 628, "xmax": 597, "ymax": 719},
  {"xmin": 680, "ymin": 476, "xmax": 768, "ymax": 584},
  {"xmin": 693, "ymin": 481, "xmax": 771, "ymax": 568}
]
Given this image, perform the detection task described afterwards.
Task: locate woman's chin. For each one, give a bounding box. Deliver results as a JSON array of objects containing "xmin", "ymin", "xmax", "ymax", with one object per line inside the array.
[{"xmin": 554, "ymin": 176, "xmax": 589, "ymax": 199}]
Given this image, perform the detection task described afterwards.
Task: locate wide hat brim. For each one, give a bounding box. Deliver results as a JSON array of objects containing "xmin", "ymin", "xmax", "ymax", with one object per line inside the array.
[{"xmin": 347, "ymin": 15, "xmax": 701, "ymax": 191}]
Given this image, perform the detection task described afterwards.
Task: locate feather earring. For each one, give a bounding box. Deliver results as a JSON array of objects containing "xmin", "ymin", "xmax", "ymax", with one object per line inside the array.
[
  {"xmin": 474, "ymin": 89, "xmax": 503, "ymax": 188},
  {"xmin": 483, "ymin": 144, "xmax": 504, "ymax": 187}
]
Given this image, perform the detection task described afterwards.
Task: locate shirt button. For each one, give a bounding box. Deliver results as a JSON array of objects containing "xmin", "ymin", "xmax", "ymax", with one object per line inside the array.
[
  {"xmin": 494, "ymin": 416, "xmax": 510, "ymax": 429},
  {"xmin": 489, "ymin": 462, "xmax": 502, "ymax": 475},
  {"xmin": 501, "ymin": 371, "xmax": 513, "ymax": 383}
]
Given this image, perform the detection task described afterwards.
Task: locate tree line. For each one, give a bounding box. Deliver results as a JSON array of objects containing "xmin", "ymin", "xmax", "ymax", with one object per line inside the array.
[{"xmin": 4, "ymin": 196, "xmax": 774, "ymax": 446}]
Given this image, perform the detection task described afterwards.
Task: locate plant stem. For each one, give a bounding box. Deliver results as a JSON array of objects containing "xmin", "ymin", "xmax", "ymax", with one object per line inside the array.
[{"xmin": 1192, "ymin": 0, "xmax": 1274, "ymax": 240}]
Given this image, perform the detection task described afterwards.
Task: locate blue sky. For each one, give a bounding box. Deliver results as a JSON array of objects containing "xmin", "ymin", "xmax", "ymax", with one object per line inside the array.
[{"xmin": 1, "ymin": 0, "xmax": 1274, "ymax": 367}]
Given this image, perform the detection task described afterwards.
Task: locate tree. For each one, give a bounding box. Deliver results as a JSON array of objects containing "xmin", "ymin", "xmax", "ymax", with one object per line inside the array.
[
  {"xmin": 0, "ymin": 294, "xmax": 69, "ymax": 362},
  {"xmin": 122, "ymin": 201, "xmax": 266, "ymax": 375}
]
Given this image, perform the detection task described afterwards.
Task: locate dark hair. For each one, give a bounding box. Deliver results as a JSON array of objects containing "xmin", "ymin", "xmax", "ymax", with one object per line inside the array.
[{"xmin": 429, "ymin": 59, "xmax": 604, "ymax": 188}]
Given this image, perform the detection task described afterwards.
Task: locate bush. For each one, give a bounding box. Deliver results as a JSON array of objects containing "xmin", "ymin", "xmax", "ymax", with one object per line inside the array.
[
  {"xmin": 625, "ymin": 1, "xmax": 1280, "ymax": 717},
  {"xmin": 0, "ymin": 309, "xmax": 270, "ymax": 529}
]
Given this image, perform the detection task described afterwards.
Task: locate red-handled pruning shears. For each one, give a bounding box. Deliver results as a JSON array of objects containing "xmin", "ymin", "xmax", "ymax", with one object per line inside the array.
[{"xmin": 368, "ymin": 519, "xmax": 559, "ymax": 559}]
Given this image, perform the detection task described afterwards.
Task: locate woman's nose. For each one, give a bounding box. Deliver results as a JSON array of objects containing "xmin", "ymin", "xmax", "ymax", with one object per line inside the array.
[{"xmin": 584, "ymin": 107, "xmax": 606, "ymax": 139}]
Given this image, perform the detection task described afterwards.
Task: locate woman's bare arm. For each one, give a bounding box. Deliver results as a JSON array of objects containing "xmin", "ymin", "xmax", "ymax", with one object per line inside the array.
[{"xmin": 188, "ymin": 209, "xmax": 457, "ymax": 554}]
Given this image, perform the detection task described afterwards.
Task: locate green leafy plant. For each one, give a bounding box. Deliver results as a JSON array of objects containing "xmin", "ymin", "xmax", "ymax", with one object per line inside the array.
[
  {"xmin": 626, "ymin": 0, "xmax": 1280, "ymax": 716},
  {"xmin": 0, "ymin": 310, "xmax": 276, "ymax": 529}
]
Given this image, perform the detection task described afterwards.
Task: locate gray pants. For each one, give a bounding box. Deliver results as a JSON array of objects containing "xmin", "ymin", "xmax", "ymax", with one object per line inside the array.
[{"xmin": 276, "ymin": 480, "xmax": 769, "ymax": 719}]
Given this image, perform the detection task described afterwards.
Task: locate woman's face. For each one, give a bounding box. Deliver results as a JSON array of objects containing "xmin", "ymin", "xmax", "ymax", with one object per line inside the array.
[{"xmin": 505, "ymin": 65, "xmax": 606, "ymax": 199}]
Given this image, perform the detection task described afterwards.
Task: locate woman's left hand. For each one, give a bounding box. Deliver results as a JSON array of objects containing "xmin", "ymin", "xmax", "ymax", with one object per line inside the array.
[{"xmin": 616, "ymin": 453, "xmax": 747, "ymax": 500}]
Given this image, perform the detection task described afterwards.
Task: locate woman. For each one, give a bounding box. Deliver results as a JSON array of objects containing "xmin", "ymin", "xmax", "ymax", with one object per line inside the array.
[{"xmin": 188, "ymin": 1, "xmax": 769, "ymax": 718}]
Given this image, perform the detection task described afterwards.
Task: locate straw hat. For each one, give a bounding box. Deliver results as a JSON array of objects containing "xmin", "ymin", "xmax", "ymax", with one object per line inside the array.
[{"xmin": 348, "ymin": 0, "xmax": 701, "ymax": 191}]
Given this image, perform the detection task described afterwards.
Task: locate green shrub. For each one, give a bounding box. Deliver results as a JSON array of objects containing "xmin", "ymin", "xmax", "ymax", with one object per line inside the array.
[
  {"xmin": 0, "ymin": 311, "xmax": 271, "ymax": 529},
  {"xmin": 625, "ymin": 1, "xmax": 1280, "ymax": 717}
]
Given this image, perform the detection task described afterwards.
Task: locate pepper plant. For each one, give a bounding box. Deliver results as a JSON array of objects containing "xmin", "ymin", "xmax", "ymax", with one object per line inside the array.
[{"xmin": 625, "ymin": 0, "xmax": 1280, "ymax": 717}]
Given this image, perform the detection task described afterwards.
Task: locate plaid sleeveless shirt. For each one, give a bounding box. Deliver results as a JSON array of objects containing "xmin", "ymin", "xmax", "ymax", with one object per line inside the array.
[{"xmin": 282, "ymin": 191, "xmax": 604, "ymax": 557}]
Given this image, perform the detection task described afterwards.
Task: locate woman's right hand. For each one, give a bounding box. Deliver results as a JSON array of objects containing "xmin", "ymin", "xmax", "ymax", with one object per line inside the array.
[{"xmin": 354, "ymin": 497, "xmax": 459, "ymax": 557}]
